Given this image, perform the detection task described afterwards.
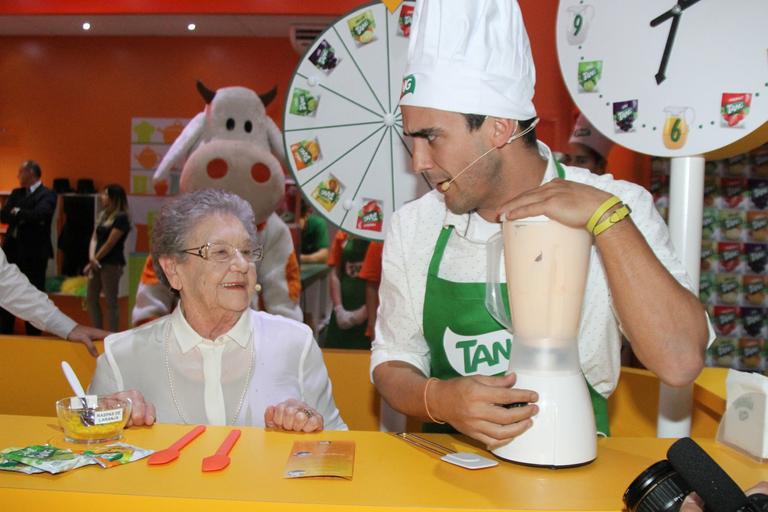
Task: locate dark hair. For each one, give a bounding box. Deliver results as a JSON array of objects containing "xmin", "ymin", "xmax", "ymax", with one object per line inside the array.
[
  {"xmin": 98, "ymin": 184, "xmax": 130, "ymax": 228},
  {"xmin": 104, "ymin": 184, "xmax": 129, "ymax": 214},
  {"xmin": 21, "ymin": 160, "xmax": 41, "ymax": 178},
  {"xmin": 461, "ymin": 114, "xmax": 538, "ymax": 147}
]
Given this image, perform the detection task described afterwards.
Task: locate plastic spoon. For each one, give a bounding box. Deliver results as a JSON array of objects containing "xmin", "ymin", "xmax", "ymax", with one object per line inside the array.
[
  {"xmin": 147, "ymin": 425, "xmax": 206, "ymax": 465},
  {"xmin": 201, "ymin": 429, "xmax": 241, "ymax": 472},
  {"xmin": 60, "ymin": 361, "xmax": 95, "ymax": 426}
]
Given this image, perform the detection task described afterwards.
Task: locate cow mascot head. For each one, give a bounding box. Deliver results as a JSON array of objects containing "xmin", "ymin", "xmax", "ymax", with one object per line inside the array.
[{"xmin": 153, "ymin": 81, "xmax": 286, "ymax": 224}]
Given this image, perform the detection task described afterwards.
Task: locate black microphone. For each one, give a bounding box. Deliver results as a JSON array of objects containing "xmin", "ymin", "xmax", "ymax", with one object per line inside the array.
[{"xmin": 667, "ymin": 437, "xmax": 766, "ymax": 512}]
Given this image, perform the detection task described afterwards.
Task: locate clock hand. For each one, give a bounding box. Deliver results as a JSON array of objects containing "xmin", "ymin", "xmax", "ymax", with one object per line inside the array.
[
  {"xmin": 650, "ymin": 0, "xmax": 702, "ymax": 27},
  {"xmin": 655, "ymin": 12, "xmax": 680, "ymax": 85}
]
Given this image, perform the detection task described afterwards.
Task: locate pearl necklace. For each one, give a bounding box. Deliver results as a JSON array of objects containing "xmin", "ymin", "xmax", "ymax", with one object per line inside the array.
[{"xmin": 163, "ymin": 321, "xmax": 255, "ymax": 425}]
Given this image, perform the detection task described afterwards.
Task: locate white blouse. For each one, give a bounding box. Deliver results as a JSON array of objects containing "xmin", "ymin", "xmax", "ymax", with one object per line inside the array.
[{"xmin": 90, "ymin": 305, "xmax": 347, "ymax": 430}]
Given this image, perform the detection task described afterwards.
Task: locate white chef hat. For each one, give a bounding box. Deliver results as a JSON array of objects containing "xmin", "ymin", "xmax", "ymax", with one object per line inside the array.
[
  {"xmin": 399, "ymin": 0, "xmax": 536, "ymax": 120},
  {"xmin": 568, "ymin": 114, "xmax": 613, "ymax": 160}
]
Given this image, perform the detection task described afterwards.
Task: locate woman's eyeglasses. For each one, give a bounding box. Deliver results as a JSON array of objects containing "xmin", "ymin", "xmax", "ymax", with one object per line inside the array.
[{"xmin": 180, "ymin": 242, "xmax": 263, "ymax": 263}]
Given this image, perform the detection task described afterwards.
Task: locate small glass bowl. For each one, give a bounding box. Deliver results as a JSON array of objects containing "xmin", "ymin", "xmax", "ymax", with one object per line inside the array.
[{"xmin": 55, "ymin": 396, "xmax": 131, "ymax": 444}]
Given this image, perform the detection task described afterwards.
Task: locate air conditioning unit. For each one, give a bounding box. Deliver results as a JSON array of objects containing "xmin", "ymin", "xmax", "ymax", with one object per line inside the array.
[{"xmin": 289, "ymin": 24, "xmax": 325, "ymax": 55}]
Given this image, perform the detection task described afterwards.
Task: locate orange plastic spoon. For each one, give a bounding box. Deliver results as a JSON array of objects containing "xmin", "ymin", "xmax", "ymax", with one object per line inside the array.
[
  {"xmin": 201, "ymin": 429, "xmax": 241, "ymax": 472},
  {"xmin": 147, "ymin": 425, "xmax": 206, "ymax": 465}
]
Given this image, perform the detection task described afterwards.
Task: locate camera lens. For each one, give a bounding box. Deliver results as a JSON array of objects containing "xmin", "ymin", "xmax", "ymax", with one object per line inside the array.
[{"xmin": 624, "ymin": 460, "xmax": 693, "ymax": 512}]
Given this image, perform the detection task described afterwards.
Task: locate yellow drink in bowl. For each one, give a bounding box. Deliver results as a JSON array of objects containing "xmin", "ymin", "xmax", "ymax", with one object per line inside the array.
[{"xmin": 56, "ymin": 396, "xmax": 131, "ymax": 444}]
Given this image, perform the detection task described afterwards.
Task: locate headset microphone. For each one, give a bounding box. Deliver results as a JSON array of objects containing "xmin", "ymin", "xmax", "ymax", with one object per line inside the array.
[{"xmin": 440, "ymin": 117, "xmax": 540, "ymax": 192}]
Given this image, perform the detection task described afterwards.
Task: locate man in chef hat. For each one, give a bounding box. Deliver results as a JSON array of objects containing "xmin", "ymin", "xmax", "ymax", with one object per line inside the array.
[
  {"xmin": 370, "ymin": 0, "xmax": 712, "ymax": 446},
  {"xmin": 564, "ymin": 113, "xmax": 613, "ymax": 175}
]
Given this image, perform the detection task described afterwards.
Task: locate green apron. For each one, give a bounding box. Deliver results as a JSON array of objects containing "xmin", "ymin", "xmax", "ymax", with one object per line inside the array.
[
  {"xmin": 325, "ymin": 236, "xmax": 371, "ymax": 349},
  {"xmin": 421, "ymin": 161, "xmax": 609, "ymax": 435}
]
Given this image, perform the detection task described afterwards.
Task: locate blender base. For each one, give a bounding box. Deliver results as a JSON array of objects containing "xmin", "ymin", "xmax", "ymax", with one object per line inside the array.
[{"xmin": 491, "ymin": 371, "xmax": 597, "ymax": 467}]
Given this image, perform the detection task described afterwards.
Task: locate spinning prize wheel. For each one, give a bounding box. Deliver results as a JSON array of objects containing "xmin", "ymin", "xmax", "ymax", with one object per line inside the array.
[{"xmin": 283, "ymin": 1, "xmax": 427, "ymax": 241}]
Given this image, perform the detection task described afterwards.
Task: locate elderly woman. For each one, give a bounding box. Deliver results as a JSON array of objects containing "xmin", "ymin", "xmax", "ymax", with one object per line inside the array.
[{"xmin": 90, "ymin": 189, "xmax": 346, "ymax": 432}]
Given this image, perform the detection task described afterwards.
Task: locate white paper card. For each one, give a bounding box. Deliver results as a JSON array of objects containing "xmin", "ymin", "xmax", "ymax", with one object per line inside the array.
[{"xmin": 718, "ymin": 369, "xmax": 767, "ymax": 460}]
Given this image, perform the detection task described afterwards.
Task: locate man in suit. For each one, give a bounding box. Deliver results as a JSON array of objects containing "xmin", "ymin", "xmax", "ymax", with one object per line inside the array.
[{"xmin": 0, "ymin": 160, "xmax": 58, "ymax": 335}]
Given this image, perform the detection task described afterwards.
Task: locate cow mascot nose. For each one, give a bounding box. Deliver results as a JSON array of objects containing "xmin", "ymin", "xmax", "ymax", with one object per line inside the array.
[{"xmin": 131, "ymin": 80, "xmax": 302, "ymax": 326}]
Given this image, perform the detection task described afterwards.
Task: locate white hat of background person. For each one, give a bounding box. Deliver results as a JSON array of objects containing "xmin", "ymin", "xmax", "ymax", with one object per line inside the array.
[
  {"xmin": 568, "ymin": 114, "xmax": 613, "ymax": 160},
  {"xmin": 399, "ymin": 0, "xmax": 537, "ymax": 120}
]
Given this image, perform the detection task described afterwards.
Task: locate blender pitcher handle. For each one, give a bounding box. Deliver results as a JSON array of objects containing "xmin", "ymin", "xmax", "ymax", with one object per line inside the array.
[{"xmin": 485, "ymin": 231, "xmax": 513, "ymax": 332}]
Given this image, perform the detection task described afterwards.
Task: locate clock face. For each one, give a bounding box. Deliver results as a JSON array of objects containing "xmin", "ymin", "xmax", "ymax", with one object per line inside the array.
[{"xmin": 556, "ymin": 0, "xmax": 768, "ymax": 158}]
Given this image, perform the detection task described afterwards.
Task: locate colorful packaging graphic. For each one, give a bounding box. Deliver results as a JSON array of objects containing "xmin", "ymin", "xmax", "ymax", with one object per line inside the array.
[
  {"xmin": 739, "ymin": 337, "xmax": 763, "ymax": 370},
  {"xmin": 357, "ymin": 199, "xmax": 384, "ymax": 231},
  {"xmin": 745, "ymin": 243, "xmax": 767, "ymax": 273},
  {"xmin": 741, "ymin": 308, "xmax": 765, "ymax": 338},
  {"xmin": 751, "ymin": 144, "xmax": 768, "ymax": 177},
  {"xmin": 577, "ymin": 60, "xmax": 602, "ymax": 92},
  {"xmin": 718, "ymin": 241, "xmax": 743, "ymax": 272},
  {"xmin": 289, "ymin": 88, "xmax": 320, "ymax": 117},
  {"xmin": 701, "ymin": 239, "xmax": 717, "ymax": 272},
  {"xmin": 311, "ymin": 176, "xmax": 344, "ymax": 212},
  {"xmin": 398, "ymin": 4, "xmax": 414, "ymax": 37},
  {"xmin": 749, "ymin": 178, "xmax": 768, "ymax": 209},
  {"xmin": 290, "ymin": 138, "xmax": 322, "ymax": 170},
  {"xmin": 720, "ymin": 177, "xmax": 746, "ymax": 208},
  {"xmin": 719, "ymin": 209, "xmax": 745, "ymax": 241},
  {"xmin": 699, "ymin": 272, "xmax": 715, "ymax": 304},
  {"xmin": 743, "ymin": 275, "xmax": 766, "ymax": 306},
  {"xmin": 713, "ymin": 305, "xmax": 740, "ymax": 336},
  {"xmin": 716, "ymin": 273, "xmax": 741, "ymax": 304},
  {"xmin": 721, "ymin": 93, "xmax": 752, "ymax": 128},
  {"xmin": 702, "ymin": 208, "xmax": 719, "ymax": 240},
  {"xmin": 309, "ymin": 40, "xmax": 340, "ymax": 73},
  {"xmin": 726, "ymin": 154, "xmax": 749, "ymax": 175},
  {"xmin": 706, "ymin": 337, "xmax": 737, "ymax": 368},
  {"xmin": 613, "ymin": 100, "xmax": 638, "ymax": 133},
  {"xmin": 703, "ymin": 175, "xmax": 719, "ymax": 207},
  {"xmin": 348, "ymin": 10, "xmax": 377, "ymax": 46},
  {"xmin": 747, "ymin": 211, "xmax": 768, "ymax": 242}
]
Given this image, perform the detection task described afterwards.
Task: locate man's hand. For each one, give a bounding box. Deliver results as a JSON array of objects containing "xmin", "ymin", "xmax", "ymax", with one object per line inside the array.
[
  {"xmin": 67, "ymin": 324, "xmax": 110, "ymax": 357},
  {"xmin": 681, "ymin": 481, "xmax": 768, "ymax": 512},
  {"xmin": 428, "ymin": 373, "xmax": 539, "ymax": 448},
  {"xmin": 498, "ymin": 179, "xmax": 613, "ymax": 229},
  {"xmin": 104, "ymin": 389, "xmax": 156, "ymax": 427},
  {"xmin": 265, "ymin": 398, "xmax": 324, "ymax": 432}
]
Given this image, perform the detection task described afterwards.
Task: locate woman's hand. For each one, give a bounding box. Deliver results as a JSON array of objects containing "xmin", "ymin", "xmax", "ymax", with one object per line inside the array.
[
  {"xmin": 334, "ymin": 304, "xmax": 368, "ymax": 329},
  {"xmin": 83, "ymin": 258, "xmax": 101, "ymax": 276},
  {"xmin": 103, "ymin": 389, "xmax": 156, "ymax": 427},
  {"xmin": 264, "ymin": 399, "xmax": 324, "ymax": 432}
]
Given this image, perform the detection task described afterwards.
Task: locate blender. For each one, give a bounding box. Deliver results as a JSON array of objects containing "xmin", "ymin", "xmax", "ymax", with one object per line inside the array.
[{"xmin": 485, "ymin": 216, "xmax": 596, "ymax": 467}]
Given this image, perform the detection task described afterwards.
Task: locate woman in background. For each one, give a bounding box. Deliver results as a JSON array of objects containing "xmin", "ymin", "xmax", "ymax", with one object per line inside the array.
[{"xmin": 85, "ymin": 184, "xmax": 131, "ymax": 331}]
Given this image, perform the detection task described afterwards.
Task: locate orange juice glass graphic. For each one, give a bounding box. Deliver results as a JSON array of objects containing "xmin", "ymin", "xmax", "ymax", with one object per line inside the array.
[{"xmin": 663, "ymin": 107, "xmax": 694, "ymax": 150}]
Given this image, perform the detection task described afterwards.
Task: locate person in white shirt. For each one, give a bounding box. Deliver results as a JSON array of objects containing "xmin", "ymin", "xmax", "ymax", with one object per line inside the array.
[
  {"xmin": 90, "ymin": 189, "xmax": 346, "ymax": 431},
  {"xmin": 0, "ymin": 247, "xmax": 107, "ymax": 356},
  {"xmin": 371, "ymin": 0, "xmax": 711, "ymax": 447}
]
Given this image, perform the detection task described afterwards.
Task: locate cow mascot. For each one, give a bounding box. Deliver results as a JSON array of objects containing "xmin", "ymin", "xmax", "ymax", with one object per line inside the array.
[{"xmin": 131, "ymin": 81, "xmax": 302, "ymax": 324}]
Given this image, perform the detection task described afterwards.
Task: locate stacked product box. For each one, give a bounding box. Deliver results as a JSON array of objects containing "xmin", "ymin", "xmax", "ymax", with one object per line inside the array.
[{"xmin": 651, "ymin": 143, "xmax": 768, "ymax": 374}]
